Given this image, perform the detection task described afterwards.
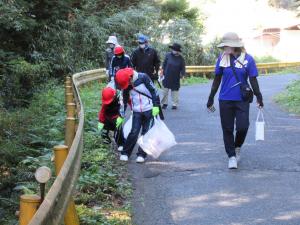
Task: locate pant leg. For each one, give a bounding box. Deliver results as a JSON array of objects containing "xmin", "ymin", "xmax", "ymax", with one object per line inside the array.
[
  {"xmin": 219, "ymin": 100, "xmax": 236, "ymax": 158},
  {"xmin": 234, "ymin": 101, "xmax": 250, "ymax": 148},
  {"xmin": 137, "ymin": 110, "xmax": 154, "ymax": 157},
  {"xmin": 161, "ymin": 88, "xmax": 169, "ymax": 105},
  {"xmin": 114, "ymin": 126, "xmax": 125, "ymax": 147},
  {"xmin": 122, "ymin": 112, "xmax": 142, "ymax": 157},
  {"xmin": 171, "ymin": 90, "xmax": 179, "ymax": 106}
]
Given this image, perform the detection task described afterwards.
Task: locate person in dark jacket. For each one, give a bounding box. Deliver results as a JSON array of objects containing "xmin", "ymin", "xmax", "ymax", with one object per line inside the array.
[
  {"xmin": 131, "ymin": 34, "xmax": 161, "ymax": 82},
  {"xmin": 98, "ymin": 86, "xmax": 125, "ymax": 151},
  {"xmin": 115, "ymin": 68, "xmax": 160, "ymax": 163},
  {"xmin": 161, "ymin": 43, "xmax": 186, "ymax": 110},
  {"xmin": 105, "ymin": 36, "xmax": 118, "ymax": 77},
  {"xmin": 109, "ymin": 45, "xmax": 133, "ymax": 81}
]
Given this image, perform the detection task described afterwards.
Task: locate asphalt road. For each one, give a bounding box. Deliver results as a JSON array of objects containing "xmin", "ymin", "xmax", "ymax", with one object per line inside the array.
[{"xmin": 128, "ymin": 74, "xmax": 300, "ymax": 225}]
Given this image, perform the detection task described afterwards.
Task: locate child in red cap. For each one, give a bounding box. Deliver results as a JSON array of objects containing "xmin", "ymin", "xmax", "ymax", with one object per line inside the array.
[{"xmin": 98, "ymin": 86, "xmax": 125, "ymax": 151}]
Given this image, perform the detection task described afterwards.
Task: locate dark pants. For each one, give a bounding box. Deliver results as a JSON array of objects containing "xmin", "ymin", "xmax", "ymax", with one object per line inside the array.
[
  {"xmin": 219, "ymin": 100, "xmax": 250, "ymax": 158},
  {"xmin": 102, "ymin": 119, "xmax": 125, "ymax": 147},
  {"xmin": 122, "ymin": 110, "xmax": 154, "ymax": 158}
]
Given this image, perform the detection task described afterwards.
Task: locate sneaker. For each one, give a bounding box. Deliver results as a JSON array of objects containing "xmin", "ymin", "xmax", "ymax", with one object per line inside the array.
[
  {"xmin": 171, "ymin": 105, "xmax": 177, "ymax": 110},
  {"xmin": 235, "ymin": 147, "xmax": 241, "ymax": 162},
  {"xmin": 228, "ymin": 156, "xmax": 238, "ymax": 169},
  {"xmin": 162, "ymin": 104, "xmax": 168, "ymax": 109},
  {"xmin": 120, "ymin": 155, "xmax": 128, "ymax": 162},
  {"xmin": 117, "ymin": 146, "xmax": 123, "ymax": 152},
  {"xmin": 136, "ymin": 156, "xmax": 145, "ymax": 163}
]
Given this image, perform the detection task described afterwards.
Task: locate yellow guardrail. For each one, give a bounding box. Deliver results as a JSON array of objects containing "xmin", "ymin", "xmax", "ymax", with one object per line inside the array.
[
  {"xmin": 186, "ymin": 61, "xmax": 300, "ymax": 77},
  {"xmin": 24, "ymin": 60, "xmax": 300, "ymax": 225}
]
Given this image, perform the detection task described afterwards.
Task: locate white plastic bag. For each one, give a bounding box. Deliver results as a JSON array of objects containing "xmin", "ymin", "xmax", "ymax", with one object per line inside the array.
[
  {"xmin": 137, "ymin": 118, "xmax": 177, "ymax": 159},
  {"xmin": 123, "ymin": 114, "xmax": 133, "ymax": 139},
  {"xmin": 255, "ymin": 109, "xmax": 265, "ymax": 141}
]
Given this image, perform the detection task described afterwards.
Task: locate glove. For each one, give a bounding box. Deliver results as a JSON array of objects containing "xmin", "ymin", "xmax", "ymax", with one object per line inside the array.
[
  {"xmin": 152, "ymin": 106, "xmax": 160, "ymax": 117},
  {"xmin": 257, "ymin": 97, "xmax": 264, "ymax": 108},
  {"xmin": 97, "ymin": 122, "xmax": 104, "ymax": 132},
  {"xmin": 206, "ymin": 97, "xmax": 214, "ymax": 108},
  {"xmin": 116, "ymin": 117, "xmax": 124, "ymax": 128}
]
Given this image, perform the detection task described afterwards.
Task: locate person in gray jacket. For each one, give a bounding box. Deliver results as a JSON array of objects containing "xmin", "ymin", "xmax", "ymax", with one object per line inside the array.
[
  {"xmin": 161, "ymin": 43, "xmax": 186, "ymax": 110},
  {"xmin": 105, "ymin": 36, "xmax": 118, "ymax": 77}
]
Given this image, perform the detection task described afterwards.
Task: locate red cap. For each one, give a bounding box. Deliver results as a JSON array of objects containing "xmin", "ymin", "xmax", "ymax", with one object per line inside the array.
[
  {"xmin": 115, "ymin": 68, "xmax": 134, "ymax": 90},
  {"xmin": 114, "ymin": 45, "xmax": 125, "ymax": 55},
  {"xmin": 102, "ymin": 87, "xmax": 116, "ymax": 105}
]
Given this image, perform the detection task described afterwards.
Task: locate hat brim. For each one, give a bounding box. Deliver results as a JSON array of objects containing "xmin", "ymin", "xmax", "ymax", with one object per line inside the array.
[
  {"xmin": 169, "ymin": 46, "xmax": 182, "ymax": 52},
  {"xmin": 217, "ymin": 41, "xmax": 244, "ymax": 48}
]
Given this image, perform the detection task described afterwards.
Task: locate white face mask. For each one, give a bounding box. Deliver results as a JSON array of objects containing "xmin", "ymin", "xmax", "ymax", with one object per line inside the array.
[
  {"xmin": 172, "ymin": 50, "xmax": 179, "ymax": 55},
  {"xmin": 224, "ymin": 46, "xmax": 234, "ymax": 55},
  {"xmin": 139, "ymin": 44, "xmax": 146, "ymax": 49}
]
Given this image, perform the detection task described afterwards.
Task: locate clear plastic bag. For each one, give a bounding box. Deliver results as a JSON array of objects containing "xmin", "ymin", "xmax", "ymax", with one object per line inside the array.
[
  {"xmin": 123, "ymin": 114, "xmax": 133, "ymax": 139},
  {"xmin": 138, "ymin": 118, "xmax": 177, "ymax": 159},
  {"xmin": 255, "ymin": 109, "xmax": 265, "ymax": 141}
]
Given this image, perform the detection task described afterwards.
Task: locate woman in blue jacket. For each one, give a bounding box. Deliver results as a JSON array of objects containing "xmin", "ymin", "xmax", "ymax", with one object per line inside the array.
[{"xmin": 207, "ymin": 32, "xmax": 264, "ymax": 169}]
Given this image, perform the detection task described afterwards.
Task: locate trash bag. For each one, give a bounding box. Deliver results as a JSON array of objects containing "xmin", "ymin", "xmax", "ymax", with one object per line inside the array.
[
  {"xmin": 138, "ymin": 118, "xmax": 177, "ymax": 158},
  {"xmin": 255, "ymin": 109, "xmax": 265, "ymax": 141},
  {"xmin": 123, "ymin": 114, "xmax": 133, "ymax": 139}
]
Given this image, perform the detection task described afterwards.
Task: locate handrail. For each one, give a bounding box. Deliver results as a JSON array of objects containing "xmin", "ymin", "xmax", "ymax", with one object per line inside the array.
[
  {"xmin": 186, "ymin": 61, "xmax": 300, "ymax": 75},
  {"xmin": 27, "ymin": 60, "xmax": 300, "ymax": 224},
  {"xmin": 28, "ymin": 70, "xmax": 106, "ymax": 225}
]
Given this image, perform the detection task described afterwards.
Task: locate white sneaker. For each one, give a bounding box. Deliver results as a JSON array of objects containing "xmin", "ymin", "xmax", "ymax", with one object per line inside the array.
[
  {"xmin": 120, "ymin": 155, "xmax": 128, "ymax": 162},
  {"xmin": 235, "ymin": 147, "xmax": 241, "ymax": 162},
  {"xmin": 136, "ymin": 156, "xmax": 145, "ymax": 163},
  {"xmin": 117, "ymin": 146, "xmax": 123, "ymax": 152},
  {"xmin": 228, "ymin": 157, "xmax": 238, "ymax": 169}
]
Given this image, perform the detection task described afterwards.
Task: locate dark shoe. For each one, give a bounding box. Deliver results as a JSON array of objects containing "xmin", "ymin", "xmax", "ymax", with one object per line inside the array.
[
  {"xmin": 171, "ymin": 106, "xmax": 177, "ymax": 110},
  {"xmin": 162, "ymin": 104, "xmax": 168, "ymax": 110}
]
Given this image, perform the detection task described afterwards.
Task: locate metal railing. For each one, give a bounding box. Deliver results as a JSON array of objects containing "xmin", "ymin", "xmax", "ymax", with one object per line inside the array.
[{"xmin": 26, "ymin": 60, "xmax": 300, "ymax": 224}]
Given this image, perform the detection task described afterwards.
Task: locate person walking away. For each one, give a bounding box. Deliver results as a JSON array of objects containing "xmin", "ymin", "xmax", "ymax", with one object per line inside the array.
[
  {"xmin": 98, "ymin": 87, "xmax": 125, "ymax": 151},
  {"xmin": 105, "ymin": 36, "xmax": 118, "ymax": 79},
  {"xmin": 131, "ymin": 34, "xmax": 161, "ymax": 83},
  {"xmin": 115, "ymin": 68, "xmax": 160, "ymax": 163},
  {"xmin": 161, "ymin": 43, "xmax": 186, "ymax": 110},
  {"xmin": 109, "ymin": 45, "xmax": 132, "ymax": 81},
  {"xmin": 206, "ymin": 32, "xmax": 264, "ymax": 169}
]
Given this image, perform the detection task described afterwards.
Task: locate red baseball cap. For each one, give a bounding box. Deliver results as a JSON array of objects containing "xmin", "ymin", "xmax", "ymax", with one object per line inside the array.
[
  {"xmin": 114, "ymin": 45, "xmax": 125, "ymax": 55},
  {"xmin": 115, "ymin": 68, "xmax": 134, "ymax": 90},
  {"xmin": 102, "ymin": 87, "xmax": 116, "ymax": 105}
]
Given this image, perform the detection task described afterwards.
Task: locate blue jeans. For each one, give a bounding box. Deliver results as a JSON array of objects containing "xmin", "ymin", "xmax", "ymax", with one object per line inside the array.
[{"xmin": 122, "ymin": 110, "xmax": 154, "ymax": 158}]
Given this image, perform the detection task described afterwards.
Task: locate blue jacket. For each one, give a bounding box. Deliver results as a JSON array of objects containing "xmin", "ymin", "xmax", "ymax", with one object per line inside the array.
[{"xmin": 110, "ymin": 54, "xmax": 133, "ymax": 77}]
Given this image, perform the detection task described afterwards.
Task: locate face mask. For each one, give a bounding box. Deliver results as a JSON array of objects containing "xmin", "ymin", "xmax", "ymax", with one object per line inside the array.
[
  {"xmin": 224, "ymin": 46, "xmax": 234, "ymax": 55},
  {"xmin": 109, "ymin": 44, "xmax": 115, "ymax": 49},
  {"xmin": 172, "ymin": 50, "xmax": 179, "ymax": 55},
  {"xmin": 139, "ymin": 44, "xmax": 146, "ymax": 49}
]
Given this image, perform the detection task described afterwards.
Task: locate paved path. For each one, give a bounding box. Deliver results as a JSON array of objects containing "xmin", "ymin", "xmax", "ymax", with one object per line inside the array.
[{"xmin": 129, "ymin": 74, "xmax": 300, "ymax": 225}]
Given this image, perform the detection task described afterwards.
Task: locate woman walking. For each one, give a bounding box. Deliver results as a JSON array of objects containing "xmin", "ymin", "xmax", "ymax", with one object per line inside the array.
[
  {"xmin": 161, "ymin": 43, "xmax": 186, "ymax": 110},
  {"xmin": 206, "ymin": 32, "xmax": 264, "ymax": 169}
]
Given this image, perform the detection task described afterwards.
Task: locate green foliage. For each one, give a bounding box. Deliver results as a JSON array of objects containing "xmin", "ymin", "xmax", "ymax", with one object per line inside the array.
[
  {"xmin": 0, "ymin": 80, "xmax": 65, "ymax": 224},
  {"xmin": 75, "ymin": 82, "xmax": 132, "ymax": 224},
  {"xmin": 254, "ymin": 55, "xmax": 280, "ymax": 63},
  {"xmin": 182, "ymin": 76, "xmax": 209, "ymax": 86},
  {"xmin": 160, "ymin": 0, "xmax": 200, "ymax": 24},
  {"xmin": 275, "ymin": 78, "xmax": 300, "ymax": 114}
]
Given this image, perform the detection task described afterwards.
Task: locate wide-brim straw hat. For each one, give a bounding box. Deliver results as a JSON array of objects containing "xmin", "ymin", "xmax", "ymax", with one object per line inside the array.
[{"xmin": 217, "ymin": 32, "xmax": 244, "ymax": 48}]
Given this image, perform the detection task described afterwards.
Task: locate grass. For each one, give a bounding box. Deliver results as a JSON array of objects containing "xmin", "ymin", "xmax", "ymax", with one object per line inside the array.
[
  {"xmin": 275, "ymin": 78, "xmax": 300, "ymax": 115},
  {"xmin": 76, "ymin": 81, "xmax": 132, "ymax": 225},
  {"xmin": 0, "ymin": 80, "xmax": 65, "ymax": 225},
  {"xmin": 181, "ymin": 75, "xmax": 209, "ymax": 86},
  {"xmin": 0, "ymin": 80, "xmax": 132, "ymax": 225}
]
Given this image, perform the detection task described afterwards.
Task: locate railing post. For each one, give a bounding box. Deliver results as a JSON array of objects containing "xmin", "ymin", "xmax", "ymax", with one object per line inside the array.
[
  {"xmin": 19, "ymin": 195, "xmax": 41, "ymax": 225},
  {"xmin": 66, "ymin": 103, "xmax": 76, "ymax": 118},
  {"xmin": 65, "ymin": 117, "xmax": 76, "ymax": 149},
  {"xmin": 53, "ymin": 145, "xmax": 80, "ymax": 225}
]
